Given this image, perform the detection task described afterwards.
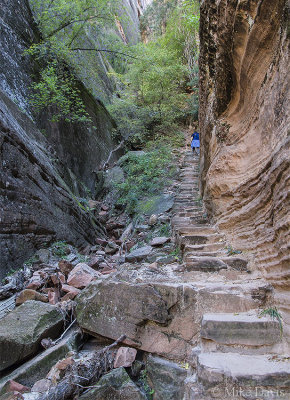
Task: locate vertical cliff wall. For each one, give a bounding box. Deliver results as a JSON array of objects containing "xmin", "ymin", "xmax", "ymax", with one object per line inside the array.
[{"xmin": 199, "ymin": 0, "xmax": 289, "ymax": 335}]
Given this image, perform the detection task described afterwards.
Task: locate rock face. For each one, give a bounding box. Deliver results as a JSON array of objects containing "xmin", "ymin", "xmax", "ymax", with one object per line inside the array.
[
  {"xmin": 199, "ymin": 0, "xmax": 290, "ymax": 338},
  {"xmin": 0, "ymin": 0, "xmax": 118, "ymax": 277},
  {"xmin": 0, "ymin": 301, "xmax": 64, "ymax": 372}
]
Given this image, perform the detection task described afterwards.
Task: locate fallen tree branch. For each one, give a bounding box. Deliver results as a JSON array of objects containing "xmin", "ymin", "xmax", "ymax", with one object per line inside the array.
[
  {"xmin": 39, "ymin": 335, "xmax": 126, "ymax": 400},
  {"xmin": 100, "ymin": 140, "xmax": 125, "ymax": 170},
  {"xmin": 71, "ymin": 48, "xmax": 139, "ymax": 60}
]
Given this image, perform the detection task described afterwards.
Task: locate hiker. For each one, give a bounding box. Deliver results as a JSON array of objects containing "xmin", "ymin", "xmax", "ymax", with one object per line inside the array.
[{"xmin": 191, "ymin": 131, "xmax": 200, "ymax": 154}]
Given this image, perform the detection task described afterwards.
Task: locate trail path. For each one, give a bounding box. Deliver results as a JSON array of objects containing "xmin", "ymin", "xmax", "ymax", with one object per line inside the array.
[{"xmin": 172, "ymin": 141, "xmax": 290, "ymax": 399}]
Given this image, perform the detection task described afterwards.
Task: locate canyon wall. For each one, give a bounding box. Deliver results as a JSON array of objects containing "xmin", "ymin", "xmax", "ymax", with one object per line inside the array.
[
  {"xmin": 0, "ymin": 0, "xmax": 150, "ymax": 277},
  {"xmin": 199, "ymin": 0, "xmax": 289, "ymax": 336}
]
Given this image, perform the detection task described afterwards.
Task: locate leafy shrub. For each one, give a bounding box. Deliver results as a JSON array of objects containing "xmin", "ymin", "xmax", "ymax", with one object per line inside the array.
[{"xmin": 116, "ymin": 144, "xmax": 176, "ymax": 214}]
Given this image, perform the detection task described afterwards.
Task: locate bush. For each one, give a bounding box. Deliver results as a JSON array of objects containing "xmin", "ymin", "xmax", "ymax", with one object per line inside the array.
[{"xmin": 116, "ymin": 143, "xmax": 176, "ymax": 214}]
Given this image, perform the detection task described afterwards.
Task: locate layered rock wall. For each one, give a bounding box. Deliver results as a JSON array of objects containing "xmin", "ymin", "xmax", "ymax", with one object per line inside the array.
[
  {"xmin": 0, "ymin": 0, "xmax": 116, "ymax": 276},
  {"xmin": 199, "ymin": 0, "xmax": 289, "ymax": 336}
]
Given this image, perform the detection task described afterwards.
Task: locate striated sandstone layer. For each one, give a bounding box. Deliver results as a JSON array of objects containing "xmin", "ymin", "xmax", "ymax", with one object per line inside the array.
[{"xmin": 199, "ymin": 0, "xmax": 289, "ymax": 337}]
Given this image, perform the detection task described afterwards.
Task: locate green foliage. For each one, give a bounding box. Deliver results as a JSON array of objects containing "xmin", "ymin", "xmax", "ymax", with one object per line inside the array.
[
  {"xmin": 108, "ymin": 42, "xmax": 189, "ymax": 146},
  {"xmin": 116, "ymin": 144, "xmax": 175, "ymax": 214},
  {"xmin": 109, "ymin": 0, "xmax": 200, "ymax": 146},
  {"xmin": 29, "ymin": 0, "xmax": 119, "ymax": 42},
  {"xmin": 260, "ymin": 307, "xmax": 283, "ymax": 336},
  {"xmin": 226, "ymin": 245, "xmax": 242, "ymax": 256},
  {"xmin": 157, "ymin": 223, "xmax": 171, "ymax": 237},
  {"xmin": 24, "ymin": 256, "xmax": 39, "ymax": 267},
  {"xmin": 139, "ymin": 369, "xmax": 155, "ymax": 399},
  {"xmin": 27, "ymin": 0, "xmax": 130, "ymax": 121},
  {"xmin": 51, "ymin": 241, "xmax": 69, "ymax": 258},
  {"xmin": 28, "ymin": 55, "xmax": 90, "ymax": 123},
  {"xmin": 170, "ymin": 246, "xmax": 182, "ymax": 262}
]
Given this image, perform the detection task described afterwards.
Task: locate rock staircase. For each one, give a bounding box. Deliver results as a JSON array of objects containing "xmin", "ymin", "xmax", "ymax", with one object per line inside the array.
[{"xmin": 172, "ymin": 149, "xmax": 290, "ymax": 399}]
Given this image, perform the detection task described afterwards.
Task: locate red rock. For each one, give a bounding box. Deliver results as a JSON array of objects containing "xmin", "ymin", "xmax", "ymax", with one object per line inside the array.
[
  {"xmin": 51, "ymin": 273, "xmax": 66, "ymax": 286},
  {"xmin": 101, "ymin": 269, "xmax": 117, "ymax": 275},
  {"xmin": 67, "ymin": 263, "xmax": 99, "ymax": 289},
  {"xmin": 58, "ymin": 260, "xmax": 74, "ymax": 276},
  {"xmin": 55, "ymin": 356, "xmax": 74, "ymax": 370},
  {"xmin": 88, "ymin": 256, "xmax": 103, "ymax": 269},
  {"xmin": 61, "ymin": 284, "xmax": 80, "ymax": 300},
  {"xmin": 8, "ymin": 381, "xmax": 30, "ymax": 394},
  {"xmin": 16, "ymin": 289, "xmax": 48, "ymax": 305},
  {"xmin": 126, "ymin": 241, "xmax": 135, "ymax": 251},
  {"xmin": 26, "ymin": 272, "xmax": 43, "ymax": 290},
  {"xmin": 47, "ymin": 288, "xmax": 60, "ymax": 305},
  {"xmin": 99, "ymin": 211, "xmax": 107, "ymax": 217},
  {"xmin": 61, "ymin": 284, "xmax": 80, "ymax": 295},
  {"xmin": 101, "ymin": 204, "xmax": 109, "ymax": 211},
  {"xmin": 114, "ymin": 347, "xmax": 137, "ymax": 368},
  {"xmin": 96, "ymin": 238, "xmax": 108, "ymax": 246}
]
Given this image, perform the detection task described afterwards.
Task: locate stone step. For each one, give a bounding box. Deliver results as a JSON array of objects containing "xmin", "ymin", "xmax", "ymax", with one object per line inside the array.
[
  {"xmin": 183, "ymin": 242, "xmax": 226, "ymax": 253},
  {"xmin": 181, "ymin": 233, "xmax": 225, "ymax": 246},
  {"xmin": 173, "ymin": 219, "xmax": 209, "ymax": 228},
  {"xmin": 185, "ymin": 254, "xmax": 249, "ymax": 272},
  {"xmin": 173, "ymin": 207, "xmax": 203, "ymax": 213},
  {"xmin": 201, "ymin": 312, "xmax": 281, "ymax": 346},
  {"xmin": 175, "ymin": 213, "xmax": 204, "ymax": 219},
  {"xmin": 184, "ymin": 256, "xmax": 228, "ymax": 272},
  {"xmin": 175, "ymin": 225, "xmax": 215, "ymax": 235},
  {"xmin": 197, "ymin": 352, "xmax": 290, "ymax": 398}
]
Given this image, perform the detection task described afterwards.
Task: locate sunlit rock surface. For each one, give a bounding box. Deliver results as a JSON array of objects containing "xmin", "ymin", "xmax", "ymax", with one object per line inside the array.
[{"xmin": 199, "ymin": 0, "xmax": 289, "ymax": 339}]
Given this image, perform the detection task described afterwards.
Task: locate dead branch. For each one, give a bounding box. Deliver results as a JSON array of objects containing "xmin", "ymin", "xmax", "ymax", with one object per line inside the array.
[
  {"xmin": 100, "ymin": 140, "xmax": 125, "ymax": 171},
  {"xmin": 38, "ymin": 335, "xmax": 126, "ymax": 400}
]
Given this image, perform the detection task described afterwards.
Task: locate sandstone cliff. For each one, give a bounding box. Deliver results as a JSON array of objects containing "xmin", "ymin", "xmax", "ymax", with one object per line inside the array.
[
  {"xmin": 0, "ymin": 0, "xmax": 150, "ymax": 277},
  {"xmin": 199, "ymin": 0, "xmax": 289, "ymax": 337}
]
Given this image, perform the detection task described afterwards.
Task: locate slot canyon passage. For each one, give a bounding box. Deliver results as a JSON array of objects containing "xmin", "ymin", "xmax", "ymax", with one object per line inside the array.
[{"xmin": 0, "ymin": 0, "xmax": 289, "ymax": 398}]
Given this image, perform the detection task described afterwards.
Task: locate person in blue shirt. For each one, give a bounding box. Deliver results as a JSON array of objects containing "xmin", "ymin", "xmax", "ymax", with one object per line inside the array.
[{"xmin": 191, "ymin": 131, "xmax": 200, "ymax": 154}]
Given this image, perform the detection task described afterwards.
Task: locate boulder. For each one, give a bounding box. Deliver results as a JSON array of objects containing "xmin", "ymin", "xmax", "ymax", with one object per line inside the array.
[
  {"xmin": 16, "ymin": 289, "xmax": 48, "ymax": 305},
  {"xmin": 114, "ymin": 347, "xmax": 137, "ymax": 368},
  {"xmin": 76, "ymin": 280, "xmax": 199, "ymax": 360},
  {"xmin": 31, "ymin": 379, "xmax": 51, "ymax": 393},
  {"xmin": 0, "ymin": 301, "xmax": 64, "ymax": 372},
  {"xmin": 104, "ymin": 167, "xmax": 125, "ymax": 189},
  {"xmin": 146, "ymin": 355, "xmax": 187, "ymax": 400},
  {"xmin": 125, "ymin": 246, "xmax": 153, "ymax": 263},
  {"xmin": 26, "ymin": 272, "xmax": 43, "ymax": 290},
  {"xmin": 148, "ymin": 214, "xmax": 158, "ymax": 226},
  {"xmin": 137, "ymin": 194, "xmax": 174, "ymax": 215},
  {"xmin": 61, "ymin": 284, "xmax": 80, "ymax": 298},
  {"xmin": 67, "ymin": 263, "xmax": 99, "ymax": 289},
  {"xmin": 150, "ymin": 237, "xmax": 170, "ymax": 246},
  {"xmin": 79, "ymin": 368, "xmax": 146, "ymax": 400}
]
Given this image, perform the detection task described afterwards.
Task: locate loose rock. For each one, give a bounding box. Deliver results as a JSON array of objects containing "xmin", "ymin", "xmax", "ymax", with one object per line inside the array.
[
  {"xmin": 0, "ymin": 301, "xmax": 64, "ymax": 371},
  {"xmin": 67, "ymin": 263, "xmax": 99, "ymax": 289},
  {"xmin": 16, "ymin": 289, "xmax": 48, "ymax": 306},
  {"xmin": 114, "ymin": 347, "xmax": 137, "ymax": 368}
]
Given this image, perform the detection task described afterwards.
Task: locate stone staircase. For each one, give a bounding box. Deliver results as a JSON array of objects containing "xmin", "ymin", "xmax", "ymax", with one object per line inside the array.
[{"xmin": 171, "ymin": 150, "xmax": 290, "ymax": 399}]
